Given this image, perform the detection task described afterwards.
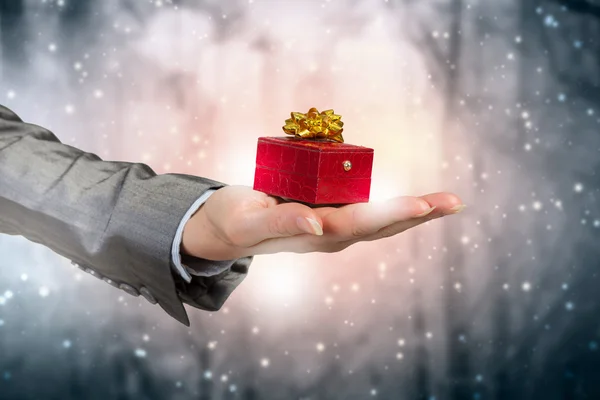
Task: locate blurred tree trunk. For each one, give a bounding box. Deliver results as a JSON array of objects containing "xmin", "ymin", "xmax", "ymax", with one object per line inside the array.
[
  {"xmin": 491, "ymin": 279, "xmax": 511, "ymax": 400},
  {"xmin": 399, "ymin": 0, "xmax": 472, "ymax": 395},
  {"xmin": 412, "ymin": 290, "xmax": 431, "ymax": 399},
  {"xmin": 0, "ymin": 0, "xmax": 26, "ymax": 82},
  {"xmin": 515, "ymin": 0, "xmax": 539, "ymax": 146},
  {"xmin": 439, "ymin": 1, "xmax": 472, "ymax": 398},
  {"xmin": 198, "ymin": 346, "xmax": 214, "ymax": 400},
  {"xmin": 254, "ymin": 35, "xmax": 279, "ymax": 134}
]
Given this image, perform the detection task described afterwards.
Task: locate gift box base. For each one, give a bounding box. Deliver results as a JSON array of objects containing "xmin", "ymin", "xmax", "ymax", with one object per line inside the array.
[
  {"xmin": 253, "ymin": 167, "xmax": 371, "ymax": 204},
  {"xmin": 253, "ymin": 136, "xmax": 373, "ymax": 205}
]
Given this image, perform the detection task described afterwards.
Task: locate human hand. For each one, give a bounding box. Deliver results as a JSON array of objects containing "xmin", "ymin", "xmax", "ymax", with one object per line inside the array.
[{"xmin": 180, "ymin": 185, "xmax": 465, "ymax": 261}]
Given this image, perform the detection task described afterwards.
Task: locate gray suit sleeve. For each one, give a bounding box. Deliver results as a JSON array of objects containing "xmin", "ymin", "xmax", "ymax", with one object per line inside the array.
[{"xmin": 0, "ymin": 105, "xmax": 252, "ymax": 326}]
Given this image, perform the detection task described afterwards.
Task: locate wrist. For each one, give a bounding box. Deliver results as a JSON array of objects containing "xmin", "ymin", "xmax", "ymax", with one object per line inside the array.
[
  {"xmin": 181, "ymin": 206, "xmax": 208, "ymax": 257},
  {"xmin": 181, "ymin": 205, "xmax": 235, "ymax": 261}
]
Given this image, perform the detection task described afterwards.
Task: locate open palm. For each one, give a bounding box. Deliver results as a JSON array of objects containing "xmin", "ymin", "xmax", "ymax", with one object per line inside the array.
[{"xmin": 181, "ymin": 185, "xmax": 465, "ymax": 261}]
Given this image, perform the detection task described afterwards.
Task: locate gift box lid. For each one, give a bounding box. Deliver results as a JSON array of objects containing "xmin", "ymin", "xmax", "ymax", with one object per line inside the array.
[{"xmin": 256, "ymin": 136, "xmax": 374, "ymax": 179}]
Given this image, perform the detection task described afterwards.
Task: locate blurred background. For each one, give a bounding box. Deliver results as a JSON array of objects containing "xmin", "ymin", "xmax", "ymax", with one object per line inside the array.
[{"xmin": 1, "ymin": 0, "xmax": 599, "ymax": 399}]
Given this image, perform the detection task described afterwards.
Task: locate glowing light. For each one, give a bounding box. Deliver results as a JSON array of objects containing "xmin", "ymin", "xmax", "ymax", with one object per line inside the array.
[
  {"xmin": 250, "ymin": 256, "xmax": 312, "ymax": 307},
  {"xmin": 134, "ymin": 348, "xmax": 147, "ymax": 358}
]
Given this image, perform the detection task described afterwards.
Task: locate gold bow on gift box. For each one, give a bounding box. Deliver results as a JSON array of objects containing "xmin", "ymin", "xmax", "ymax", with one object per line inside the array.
[{"xmin": 283, "ymin": 107, "xmax": 344, "ymax": 143}]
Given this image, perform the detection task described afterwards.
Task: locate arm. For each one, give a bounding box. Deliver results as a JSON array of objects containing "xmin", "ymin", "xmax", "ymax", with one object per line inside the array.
[
  {"xmin": 0, "ymin": 105, "xmax": 466, "ymax": 326},
  {"xmin": 0, "ymin": 105, "xmax": 251, "ymax": 326}
]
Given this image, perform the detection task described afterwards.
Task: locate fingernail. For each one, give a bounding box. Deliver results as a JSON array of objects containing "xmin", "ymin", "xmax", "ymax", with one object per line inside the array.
[
  {"xmin": 415, "ymin": 206, "xmax": 436, "ymax": 218},
  {"xmin": 297, "ymin": 217, "xmax": 323, "ymax": 236},
  {"xmin": 449, "ymin": 204, "xmax": 467, "ymax": 214}
]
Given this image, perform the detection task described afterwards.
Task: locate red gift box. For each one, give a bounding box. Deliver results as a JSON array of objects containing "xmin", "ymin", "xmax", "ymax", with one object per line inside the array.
[{"xmin": 253, "ymin": 137, "xmax": 374, "ymax": 205}]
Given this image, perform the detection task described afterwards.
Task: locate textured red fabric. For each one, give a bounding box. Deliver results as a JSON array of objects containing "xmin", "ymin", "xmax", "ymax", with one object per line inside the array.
[{"xmin": 253, "ymin": 137, "xmax": 373, "ymax": 204}]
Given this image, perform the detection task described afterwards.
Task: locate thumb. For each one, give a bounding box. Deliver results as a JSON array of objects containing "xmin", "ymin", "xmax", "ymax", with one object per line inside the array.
[{"xmin": 246, "ymin": 202, "xmax": 323, "ymax": 241}]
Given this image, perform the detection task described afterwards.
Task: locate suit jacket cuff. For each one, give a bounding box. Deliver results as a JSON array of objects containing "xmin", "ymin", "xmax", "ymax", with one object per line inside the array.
[
  {"xmin": 175, "ymin": 255, "xmax": 253, "ymax": 312},
  {"xmin": 171, "ymin": 188, "xmax": 217, "ymax": 282}
]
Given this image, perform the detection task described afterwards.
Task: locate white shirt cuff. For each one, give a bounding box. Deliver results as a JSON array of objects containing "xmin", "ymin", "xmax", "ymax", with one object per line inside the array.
[{"xmin": 170, "ymin": 189, "xmax": 217, "ymax": 283}]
